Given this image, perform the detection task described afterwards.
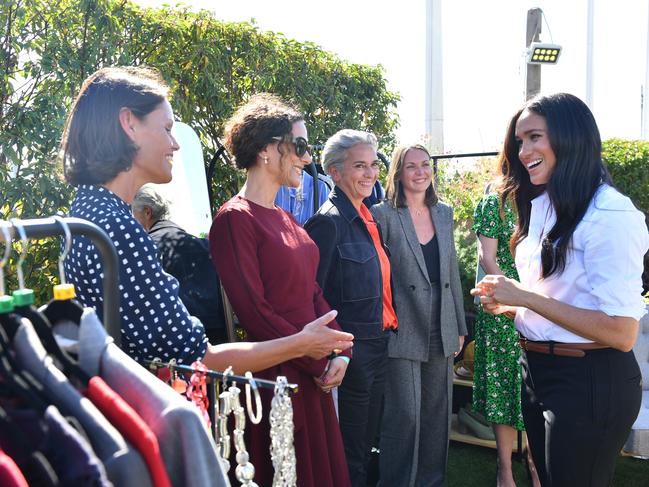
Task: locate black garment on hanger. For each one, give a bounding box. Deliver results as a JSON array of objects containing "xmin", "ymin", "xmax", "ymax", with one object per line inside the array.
[
  {"xmin": 0, "ymin": 315, "xmax": 48, "ymax": 413},
  {"xmin": 41, "ymin": 298, "xmax": 84, "ymax": 327},
  {"xmin": 0, "ymin": 310, "xmax": 21, "ymax": 341}
]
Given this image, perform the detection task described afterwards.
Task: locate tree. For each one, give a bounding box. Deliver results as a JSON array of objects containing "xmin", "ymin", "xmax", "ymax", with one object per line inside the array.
[{"xmin": 0, "ymin": 0, "xmax": 399, "ymax": 300}]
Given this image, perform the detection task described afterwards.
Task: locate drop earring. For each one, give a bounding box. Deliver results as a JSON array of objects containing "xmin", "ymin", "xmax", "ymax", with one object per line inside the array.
[{"xmin": 264, "ymin": 156, "xmax": 268, "ymax": 165}]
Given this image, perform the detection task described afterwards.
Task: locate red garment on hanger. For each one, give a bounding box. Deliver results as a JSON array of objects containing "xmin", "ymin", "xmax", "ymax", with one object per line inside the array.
[
  {"xmin": 84, "ymin": 376, "xmax": 172, "ymax": 487},
  {"xmin": 0, "ymin": 449, "xmax": 29, "ymax": 487}
]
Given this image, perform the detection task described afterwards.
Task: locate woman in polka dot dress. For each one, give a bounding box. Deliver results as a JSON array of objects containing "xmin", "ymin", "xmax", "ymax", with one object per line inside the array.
[{"xmin": 60, "ymin": 66, "xmax": 353, "ymax": 372}]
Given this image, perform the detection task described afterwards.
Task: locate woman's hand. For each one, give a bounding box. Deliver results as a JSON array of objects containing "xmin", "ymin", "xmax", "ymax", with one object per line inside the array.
[
  {"xmin": 472, "ymin": 276, "xmax": 640, "ymax": 352},
  {"xmin": 314, "ymin": 357, "xmax": 349, "ymax": 393},
  {"xmin": 298, "ymin": 310, "xmax": 354, "ymax": 359},
  {"xmin": 471, "ymin": 275, "xmax": 527, "ymax": 315}
]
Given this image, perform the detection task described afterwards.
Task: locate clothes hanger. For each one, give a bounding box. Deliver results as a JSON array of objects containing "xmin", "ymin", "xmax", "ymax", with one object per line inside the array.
[
  {"xmin": 40, "ymin": 216, "xmax": 84, "ymax": 326},
  {"xmin": 0, "ymin": 222, "xmax": 20, "ymax": 340},
  {"xmin": 0, "ymin": 222, "xmax": 47, "ymax": 413},
  {"xmin": 10, "ymin": 219, "xmax": 91, "ymax": 386}
]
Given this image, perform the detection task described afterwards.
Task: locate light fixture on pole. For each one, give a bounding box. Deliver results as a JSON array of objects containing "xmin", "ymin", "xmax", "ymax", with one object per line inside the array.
[
  {"xmin": 527, "ymin": 42, "xmax": 562, "ymax": 65},
  {"xmin": 525, "ymin": 8, "xmax": 562, "ymax": 100}
]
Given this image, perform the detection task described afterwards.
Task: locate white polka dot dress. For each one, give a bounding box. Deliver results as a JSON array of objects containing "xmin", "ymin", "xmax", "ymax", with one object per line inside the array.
[{"xmin": 65, "ymin": 185, "xmax": 208, "ymax": 364}]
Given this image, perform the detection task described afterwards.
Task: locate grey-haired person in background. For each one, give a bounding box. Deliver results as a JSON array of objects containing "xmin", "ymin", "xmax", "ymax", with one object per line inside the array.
[{"xmin": 132, "ymin": 184, "xmax": 228, "ymax": 344}]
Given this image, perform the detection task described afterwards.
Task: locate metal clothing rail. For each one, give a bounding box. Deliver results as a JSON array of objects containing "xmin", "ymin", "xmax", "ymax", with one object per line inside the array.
[
  {"xmin": 304, "ymin": 162, "xmax": 320, "ymax": 215},
  {"xmin": 430, "ymin": 151, "xmax": 499, "ymax": 177},
  {"xmin": 145, "ymin": 359, "xmax": 299, "ymax": 393},
  {"xmin": 7, "ymin": 217, "xmax": 121, "ymax": 345}
]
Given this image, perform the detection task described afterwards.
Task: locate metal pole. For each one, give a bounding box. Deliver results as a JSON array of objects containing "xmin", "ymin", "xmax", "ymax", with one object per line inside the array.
[
  {"xmin": 526, "ymin": 8, "xmax": 543, "ymax": 101},
  {"xmin": 643, "ymin": 2, "xmax": 649, "ymax": 139},
  {"xmin": 425, "ymin": 0, "xmax": 444, "ymax": 152},
  {"xmin": 305, "ymin": 162, "xmax": 319, "ymax": 215},
  {"xmin": 13, "ymin": 217, "xmax": 121, "ymax": 345},
  {"xmin": 585, "ymin": 0, "xmax": 595, "ymax": 109}
]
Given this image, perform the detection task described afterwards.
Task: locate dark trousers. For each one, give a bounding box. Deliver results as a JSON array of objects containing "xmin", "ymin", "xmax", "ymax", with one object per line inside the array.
[
  {"xmin": 338, "ymin": 336, "xmax": 389, "ymax": 487},
  {"xmin": 521, "ymin": 347, "xmax": 642, "ymax": 487}
]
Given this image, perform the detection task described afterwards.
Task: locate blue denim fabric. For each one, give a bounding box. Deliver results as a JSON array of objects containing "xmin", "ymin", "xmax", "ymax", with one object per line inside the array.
[{"xmin": 305, "ymin": 187, "xmax": 389, "ymax": 339}]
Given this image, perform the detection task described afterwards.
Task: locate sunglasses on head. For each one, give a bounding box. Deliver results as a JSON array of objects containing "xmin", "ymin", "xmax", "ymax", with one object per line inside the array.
[{"xmin": 272, "ymin": 136, "xmax": 312, "ymax": 158}]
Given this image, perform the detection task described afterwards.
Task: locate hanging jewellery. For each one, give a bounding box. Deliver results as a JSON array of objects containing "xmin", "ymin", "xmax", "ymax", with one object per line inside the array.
[
  {"xmin": 230, "ymin": 380, "xmax": 258, "ymax": 486},
  {"xmin": 186, "ymin": 360, "xmax": 211, "ymax": 428},
  {"xmin": 148, "ymin": 357, "xmax": 163, "ymax": 375},
  {"xmin": 269, "ymin": 376, "xmax": 296, "ymax": 487},
  {"xmin": 211, "ymin": 374, "xmax": 221, "ymax": 439},
  {"xmin": 410, "ymin": 206, "xmax": 426, "ymax": 217},
  {"xmin": 169, "ymin": 358, "xmax": 187, "ymax": 394},
  {"xmin": 148, "ymin": 357, "xmax": 173, "ymax": 385},
  {"xmin": 245, "ymin": 371, "xmax": 262, "ymax": 425},
  {"xmin": 216, "ymin": 366, "xmax": 234, "ymax": 474}
]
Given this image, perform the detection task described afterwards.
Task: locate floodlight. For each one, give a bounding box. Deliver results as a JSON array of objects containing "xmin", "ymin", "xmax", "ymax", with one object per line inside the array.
[{"xmin": 527, "ymin": 42, "xmax": 562, "ymax": 65}]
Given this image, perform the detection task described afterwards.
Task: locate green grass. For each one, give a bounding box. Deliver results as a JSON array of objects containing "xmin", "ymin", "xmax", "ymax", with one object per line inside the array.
[{"xmin": 446, "ymin": 442, "xmax": 649, "ymax": 486}]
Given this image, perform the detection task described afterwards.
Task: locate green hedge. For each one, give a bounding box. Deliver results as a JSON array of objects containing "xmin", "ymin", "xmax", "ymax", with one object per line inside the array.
[
  {"xmin": 603, "ymin": 139, "xmax": 649, "ymax": 294},
  {"xmin": 0, "ymin": 0, "xmax": 399, "ymax": 301},
  {"xmin": 603, "ymin": 139, "xmax": 649, "ymax": 216}
]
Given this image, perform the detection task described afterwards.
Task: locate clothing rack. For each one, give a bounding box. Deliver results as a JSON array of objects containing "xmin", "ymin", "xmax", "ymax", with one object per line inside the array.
[
  {"xmin": 145, "ymin": 359, "xmax": 299, "ymax": 393},
  {"xmin": 6, "ymin": 216, "xmax": 121, "ymax": 345},
  {"xmin": 307, "ymin": 144, "xmax": 326, "ymax": 215},
  {"xmin": 305, "ymin": 162, "xmax": 320, "ymax": 215}
]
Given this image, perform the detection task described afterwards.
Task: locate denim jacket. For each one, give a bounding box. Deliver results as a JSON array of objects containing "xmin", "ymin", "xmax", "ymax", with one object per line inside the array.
[{"xmin": 305, "ymin": 186, "xmax": 390, "ymax": 339}]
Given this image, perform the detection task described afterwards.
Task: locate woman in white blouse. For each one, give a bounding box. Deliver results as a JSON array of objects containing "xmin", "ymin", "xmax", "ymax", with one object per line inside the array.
[{"xmin": 473, "ymin": 93, "xmax": 649, "ymax": 487}]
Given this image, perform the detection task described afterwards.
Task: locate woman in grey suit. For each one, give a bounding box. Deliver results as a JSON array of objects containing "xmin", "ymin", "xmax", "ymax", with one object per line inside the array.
[{"xmin": 371, "ymin": 143, "xmax": 467, "ymax": 487}]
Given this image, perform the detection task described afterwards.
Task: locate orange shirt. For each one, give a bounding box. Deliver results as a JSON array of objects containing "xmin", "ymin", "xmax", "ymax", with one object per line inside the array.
[{"xmin": 358, "ymin": 204, "xmax": 398, "ymax": 331}]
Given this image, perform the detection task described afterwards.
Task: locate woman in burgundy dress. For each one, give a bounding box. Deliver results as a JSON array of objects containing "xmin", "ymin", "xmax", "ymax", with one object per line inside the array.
[{"xmin": 209, "ymin": 94, "xmax": 352, "ymax": 487}]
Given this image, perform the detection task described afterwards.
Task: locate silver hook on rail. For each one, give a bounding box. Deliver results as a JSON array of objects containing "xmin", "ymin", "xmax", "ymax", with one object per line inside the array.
[
  {"xmin": 52, "ymin": 216, "xmax": 71, "ymax": 286},
  {"xmin": 9, "ymin": 219, "xmax": 28, "ymax": 290},
  {"xmin": 0, "ymin": 222, "xmax": 12, "ymax": 297}
]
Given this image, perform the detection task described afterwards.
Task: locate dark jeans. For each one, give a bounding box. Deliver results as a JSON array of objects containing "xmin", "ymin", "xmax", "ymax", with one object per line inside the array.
[
  {"xmin": 338, "ymin": 336, "xmax": 389, "ymax": 487},
  {"xmin": 521, "ymin": 347, "xmax": 641, "ymax": 487}
]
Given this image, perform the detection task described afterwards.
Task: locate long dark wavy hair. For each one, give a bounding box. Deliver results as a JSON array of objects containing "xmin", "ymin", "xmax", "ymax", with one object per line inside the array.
[{"xmin": 501, "ymin": 93, "xmax": 612, "ymax": 278}]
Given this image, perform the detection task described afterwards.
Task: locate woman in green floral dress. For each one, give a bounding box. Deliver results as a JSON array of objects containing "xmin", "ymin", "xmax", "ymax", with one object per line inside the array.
[{"xmin": 472, "ymin": 189, "xmax": 539, "ymax": 487}]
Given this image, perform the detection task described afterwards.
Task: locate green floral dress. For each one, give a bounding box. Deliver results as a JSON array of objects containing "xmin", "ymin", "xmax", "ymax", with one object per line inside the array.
[{"xmin": 471, "ymin": 193, "xmax": 524, "ymax": 430}]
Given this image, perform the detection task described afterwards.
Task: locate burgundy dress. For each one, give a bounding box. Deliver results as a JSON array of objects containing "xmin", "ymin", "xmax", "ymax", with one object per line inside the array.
[{"xmin": 209, "ymin": 196, "xmax": 351, "ymax": 487}]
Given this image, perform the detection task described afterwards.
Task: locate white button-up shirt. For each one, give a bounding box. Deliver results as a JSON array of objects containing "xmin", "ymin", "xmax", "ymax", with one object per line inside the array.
[{"xmin": 515, "ymin": 184, "xmax": 649, "ymax": 343}]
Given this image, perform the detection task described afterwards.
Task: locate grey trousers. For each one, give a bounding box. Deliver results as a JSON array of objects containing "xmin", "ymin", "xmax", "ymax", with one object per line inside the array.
[{"xmin": 378, "ymin": 349, "xmax": 453, "ymax": 487}]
